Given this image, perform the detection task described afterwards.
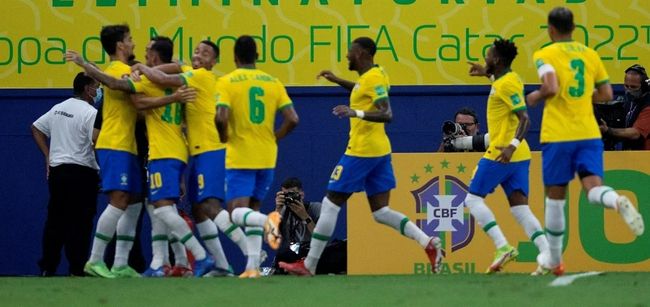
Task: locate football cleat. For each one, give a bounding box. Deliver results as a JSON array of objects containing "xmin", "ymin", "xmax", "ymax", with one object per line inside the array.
[
  {"xmin": 617, "ymin": 196, "xmax": 644, "ymax": 236},
  {"xmin": 84, "ymin": 261, "xmax": 116, "ymax": 278},
  {"xmin": 111, "ymin": 265, "xmax": 141, "ymax": 278},
  {"xmin": 531, "ymin": 263, "xmax": 565, "ymax": 276},
  {"xmin": 168, "ymin": 265, "xmax": 194, "ymax": 277},
  {"xmin": 424, "ymin": 237, "xmax": 443, "ymax": 274},
  {"xmin": 142, "ymin": 266, "xmax": 169, "ymax": 278},
  {"xmin": 238, "ymin": 269, "xmax": 261, "ymax": 279},
  {"xmin": 279, "ymin": 259, "xmax": 313, "ymax": 277},
  {"xmin": 264, "ymin": 212, "xmax": 282, "ymax": 250},
  {"xmin": 486, "ymin": 244, "xmax": 519, "ymax": 274},
  {"xmin": 193, "ymin": 256, "xmax": 216, "ymax": 277}
]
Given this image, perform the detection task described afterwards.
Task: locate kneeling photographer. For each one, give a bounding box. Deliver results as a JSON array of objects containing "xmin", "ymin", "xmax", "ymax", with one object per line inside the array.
[
  {"xmin": 438, "ymin": 107, "xmax": 490, "ymax": 152},
  {"xmin": 272, "ymin": 177, "xmax": 346, "ymax": 275}
]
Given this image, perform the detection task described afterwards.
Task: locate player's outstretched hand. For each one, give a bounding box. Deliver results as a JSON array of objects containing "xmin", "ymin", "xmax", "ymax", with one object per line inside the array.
[
  {"xmin": 495, "ymin": 145, "xmax": 515, "ymax": 163},
  {"xmin": 174, "ymin": 85, "xmax": 196, "ymax": 103},
  {"xmin": 332, "ymin": 105, "xmax": 354, "ymax": 118},
  {"xmin": 65, "ymin": 50, "xmax": 84, "ymax": 66},
  {"xmin": 317, "ymin": 70, "xmax": 338, "ymax": 83},
  {"xmin": 467, "ymin": 61, "xmax": 487, "ymax": 77}
]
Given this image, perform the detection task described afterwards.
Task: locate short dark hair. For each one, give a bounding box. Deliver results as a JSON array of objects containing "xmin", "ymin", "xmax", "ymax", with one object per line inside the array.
[
  {"xmin": 455, "ymin": 107, "xmax": 478, "ymax": 124},
  {"xmin": 234, "ymin": 35, "xmax": 257, "ymax": 64},
  {"xmin": 73, "ymin": 72, "xmax": 96, "ymax": 96},
  {"xmin": 548, "ymin": 7, "xmax": 574, "ymax": 34},
  {"xmin": 281, "ymin": 177, "xmax": 303, "ymax": 190},
  {"xmin": 352, "ymin": 37, "xmax": 376, "ymax": 56},
  {"xmin": 200, "ymin": 40, "xmax": 219, "ymax": 60},
  {"xmin": 100, "ymin": 24, "xmax": 130, "ymax": 55},
  {"xmin": 493, "ymin": 38, "xmax": 518, "ymax": 68},
  {"xmin": 151, "ymin": 36, "xmax": 174, "ymax": 63}
]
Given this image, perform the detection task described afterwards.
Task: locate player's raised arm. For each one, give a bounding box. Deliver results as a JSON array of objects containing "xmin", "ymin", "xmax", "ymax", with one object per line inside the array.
[
  {"xmin": 130, "ymin": 86, "xmax": 195, "ymax": 111},
  {"xmin": 65, "ymin": 50, "xmax": 134, "ymax": 92},
  {"xmin": 133, "ymin": 63, "xmax": 185, "ymax": 88},
  {"xmin": 317, "ymin": 70, "xmax": 355, "ymax": 91}
]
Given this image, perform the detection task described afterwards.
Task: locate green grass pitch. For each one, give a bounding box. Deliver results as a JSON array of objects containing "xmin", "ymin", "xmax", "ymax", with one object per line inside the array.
[{"xmin": 1, "ymin": 273, "xmax": 648, "ymax": 306}]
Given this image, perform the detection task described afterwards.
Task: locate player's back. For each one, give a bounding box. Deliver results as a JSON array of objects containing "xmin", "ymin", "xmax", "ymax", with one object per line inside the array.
[
  {"xmin": 217, "ymin": 68, "xmax": 293, "ymax": 169},
  {"xmin": 533, "ymin": 41, "xmax": 609, "ymax": 143},
  {"xmin": 95, "ymin": 61, "xmax": 138, "ymax": 154},
  {"xmin": 180, "ymin": 66, "xmax": 222, "ymax": 156},
  {"xmin": 135, "ymin": 76, "xmax": 188, "ymax": 163}
]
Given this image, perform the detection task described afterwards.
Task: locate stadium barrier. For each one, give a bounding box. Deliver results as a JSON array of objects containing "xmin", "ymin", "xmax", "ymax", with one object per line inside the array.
[{"xmin": 348, "ymin": 152, "xmax": 650, "ymax": 274}]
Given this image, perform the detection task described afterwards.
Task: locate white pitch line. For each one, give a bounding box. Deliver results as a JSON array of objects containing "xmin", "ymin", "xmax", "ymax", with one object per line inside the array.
[{"xmin": 549, "ymin": 271, "xmax": 604, "ymax": 287}]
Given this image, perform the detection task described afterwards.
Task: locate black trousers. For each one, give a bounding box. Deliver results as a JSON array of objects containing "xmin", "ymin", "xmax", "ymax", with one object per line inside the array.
[
  {"xmin": 273, "ymin": 240, "xmax": 347, "ymax": 275},
  {"xmin": 38, "ymin": 164, "xmax": 99, "ymax": 276}
]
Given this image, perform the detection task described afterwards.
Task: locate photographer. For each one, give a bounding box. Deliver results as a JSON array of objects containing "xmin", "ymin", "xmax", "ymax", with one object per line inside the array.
[
  {"xmin": 599, "ymin": 64, "xmax": 650, "ymax": 150},
  {"xmin": 272, "ymin": 177, "xmax": 346, "ymax": 275},
  {"xmin": 438, "ymin": 107, "xmax": 489, "ymax": 152}
]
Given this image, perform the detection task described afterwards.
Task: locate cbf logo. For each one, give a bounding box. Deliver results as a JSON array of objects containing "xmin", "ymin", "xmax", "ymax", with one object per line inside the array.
[{"xmin": 411, "ymin": 174, "xmax": 475, "ymax": 254}]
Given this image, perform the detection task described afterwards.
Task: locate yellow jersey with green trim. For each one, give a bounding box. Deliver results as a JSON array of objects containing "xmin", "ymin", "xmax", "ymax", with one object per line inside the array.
[
  {"xmin": 180, "ymin": 65, "xmax": 223, "ymax": 156},
  {"xmin": 216, "ymin": 68, "xmax": 293, "ymax": 169},
  {"xmin": 346, "ymin": 65, "xmax": 391, "ymax": 157},
  {"xmin": 132, "ymin": 76, "xmax": 188, "ymax": 163},
  {"xmin": 484, "ymin": 71, "xmax": 531, "ymax": 162},
  {"xmin": 533, "ymin": 41, "xmax": 609, "ymax": 143},
  {"xmin": 95, "ymin": 61, "xmax": 138, "ymax": 154}
]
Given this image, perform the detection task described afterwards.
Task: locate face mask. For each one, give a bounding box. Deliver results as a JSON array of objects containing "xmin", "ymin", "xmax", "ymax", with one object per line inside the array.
[
  {"xmin": 626, "ymin": 89, "xmax": 642, "ymax": 99},
  {"xmin": 93, "ymin": 87, "xmax": 103, "ymax": 104}
]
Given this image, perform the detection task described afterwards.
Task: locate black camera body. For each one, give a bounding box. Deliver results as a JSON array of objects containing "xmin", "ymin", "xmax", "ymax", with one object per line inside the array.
[{"xmin": 284, "ymin": 191, "xmax": 302, "ymax": 205}]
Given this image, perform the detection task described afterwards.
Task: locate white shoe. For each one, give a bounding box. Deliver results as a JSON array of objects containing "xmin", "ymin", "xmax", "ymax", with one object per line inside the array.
[{"xmin": 617, "ymin": 196, "xmax": 644, "ymax": 236}]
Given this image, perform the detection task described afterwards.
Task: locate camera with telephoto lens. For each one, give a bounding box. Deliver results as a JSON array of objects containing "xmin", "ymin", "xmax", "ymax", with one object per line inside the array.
[
  {"xmin": 441, "ymin": 120, "xmax": 489, "ymax": 152},
  {"xmin": 284, "ymin": 191, "xmax": 302, "ymax": 205}
]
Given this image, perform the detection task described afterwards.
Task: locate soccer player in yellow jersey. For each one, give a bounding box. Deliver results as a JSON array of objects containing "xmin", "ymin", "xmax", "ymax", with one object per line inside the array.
[
  {"xmin": 215, "ymin": 35, "xmax": 299, "ymax": 278},
  {"xmin": 527, "ymin": 7, "xmax": 644, "ymax": 275},
  {"xmin": 280, "ymin": 37, "xmax": 442, "ymax": 276},
  {"xmin": 65, "ymin": 25, "xmax": 147, "ymax": 278},
  {"xmin": 466, "ymin": 39, "xmax": 549, "ymax": 274},
  {"xmin": 129, "ymin": 36, "xmax": 196, "ymax": 277},
  {"xmin": 134, "ymin": 40, "xmax": 248, "ymax": 276}
]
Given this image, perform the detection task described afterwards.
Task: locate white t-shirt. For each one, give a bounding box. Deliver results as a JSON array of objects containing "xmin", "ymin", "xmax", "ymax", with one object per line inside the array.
[{"xmin": 33, "ymin": 98, "xmax": 99, "ymax": 170}]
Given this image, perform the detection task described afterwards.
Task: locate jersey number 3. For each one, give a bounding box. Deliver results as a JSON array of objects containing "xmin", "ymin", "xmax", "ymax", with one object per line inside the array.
[{"xmin": 569, "ymin": 59, "xmax": 585, "ymax": 98}]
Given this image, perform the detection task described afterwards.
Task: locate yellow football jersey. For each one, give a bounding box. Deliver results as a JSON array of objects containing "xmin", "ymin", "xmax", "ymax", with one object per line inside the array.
[
  {"xmin": 95, "ymin": 61, "xmax": 138, "ymax": 154},
  {"xmin": 180, "ymin": 65, "xmax": 223, "ymax": 156},
  {"xmin": 216, "ymin": 68, "xmax": 293, "ymax": 169},
  {"xmin": 484, "ymin": 71, "xmax": 531, "ymax": 162},
  {"xmin": 132, "ymin": 76, "xmax": 188, "ymax": 163},
  {"xmin": 533, "ymin": 41, "xmax": 609, "ymax": 143},
  {"xmin": 345, "ymin": 65, "xmax": 391, "ymax": 157}
]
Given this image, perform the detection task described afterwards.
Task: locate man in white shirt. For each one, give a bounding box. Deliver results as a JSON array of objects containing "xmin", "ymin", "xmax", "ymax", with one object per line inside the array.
[{"xmin": 32, "ymin": 72, "xmax": 101, "ymax": 276}]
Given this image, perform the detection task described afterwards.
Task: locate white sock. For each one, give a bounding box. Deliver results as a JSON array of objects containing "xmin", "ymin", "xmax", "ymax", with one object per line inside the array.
[
  {"xmin": 147, "ymin": 204, "xmax": 169, "ymax": 269},
  {"xmin": 114, "ymin": 202, "xmax": 142, "ymax": 267},
  {"xmin": 231, "ymin": 207, "xmax": 267, "ymax": 227},
  {"xmin": 510, "ymin": 205, "xmax": 549, "ymax": 254},
  {"xmin": 154, "ymin": 205, "xmax": 206, "ymax": 260},
  {"xmin": 170, "ymin": 235, "xmax": 188, "ymax": 267},
  {"xmin": 89, "ymin": 204, "xmax": 124, "ymax": 263},
  {"xmin": 465, "ymin": 194, "xmax": 508, "ymax": 249},
  {"xmin": 196, "ymin": 220, "xmax": 229, "ymax": 270},
  {"xmin": 214, "ymin": 210, "xmax": 248, "ymax": 255},
  {"xmin": 587, "ymin": 186, "xmax": 619, "ymax": 210},
  {"xmin": 545, "ymin": 198, "xmax": 566, "ymax": 265},
  {"xmin": 372, "ymin": 206, "xmax": 431, "ymax": 248},
  {"xmin": 245, "ymin": 226, "xmax": 263, "ymax": 270},
  {"xmin": 305, "ymin": 197, "xmax": 340, "ymax": 274}
]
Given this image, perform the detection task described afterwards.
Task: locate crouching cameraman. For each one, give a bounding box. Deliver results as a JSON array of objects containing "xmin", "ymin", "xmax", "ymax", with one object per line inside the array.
[
  {"xmin": 438, "ymin": 107, "xmax": 490, "ymax": 152},
  {"xmin": 272, "ymin": 177, "xmax": 346, "ymax": 275}
]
